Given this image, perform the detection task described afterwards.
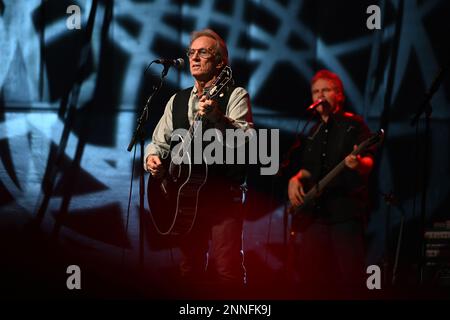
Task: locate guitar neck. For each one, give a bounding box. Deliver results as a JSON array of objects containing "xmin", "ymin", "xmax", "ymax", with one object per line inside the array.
[
  {"xmin": 297, "ymin": 129, "xmax": 384, "ymax": 210},
  {"xmin": 313, "ymin": 160, "xmax": 346, "ymax": 193},
  {"xmin": 308, "ymin": 145, "xmax": 363, "ymax": 198},
  {"xmin": 181, "ymin": 66, "xmax": 232, "ymax": 152},
  {"xmin": 178, "ymin": 87, "xmax": 220, "ymax": 153}
]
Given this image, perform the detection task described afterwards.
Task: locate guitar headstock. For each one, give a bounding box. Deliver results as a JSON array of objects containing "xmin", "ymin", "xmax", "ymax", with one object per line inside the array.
[{"xmin": 204, "ymin": 65, "xmax": 233, "ymax": 100}]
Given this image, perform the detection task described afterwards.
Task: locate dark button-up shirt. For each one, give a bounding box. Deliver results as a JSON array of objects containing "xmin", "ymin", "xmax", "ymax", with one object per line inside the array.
[{"xmin": 287, "ymin": 111, "xmax": 374, "ymax": 223}]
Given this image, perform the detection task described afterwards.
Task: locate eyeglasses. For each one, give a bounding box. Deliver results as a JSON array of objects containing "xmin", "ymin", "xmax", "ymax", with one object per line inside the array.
[{"xmin": 186, "ymin": 48, "xmax": 214, "ymax": 59}]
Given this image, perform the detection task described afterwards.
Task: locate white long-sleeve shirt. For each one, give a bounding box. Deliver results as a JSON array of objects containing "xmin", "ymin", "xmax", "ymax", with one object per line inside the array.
[{"xmin": 144, "ymin": 86, "xmax": 253, "ymax": 171}]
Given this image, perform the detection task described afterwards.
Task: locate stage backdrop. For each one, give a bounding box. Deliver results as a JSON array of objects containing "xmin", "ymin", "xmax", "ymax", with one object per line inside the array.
[{"xmin": 1, "ymin": 0, "xmax": 450, "ymax": 296}]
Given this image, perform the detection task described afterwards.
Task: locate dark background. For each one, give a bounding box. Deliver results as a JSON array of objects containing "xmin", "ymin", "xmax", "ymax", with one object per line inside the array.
[{"xmin": 1, "ymin": 0, "xmax": 450, "ymax": 299}]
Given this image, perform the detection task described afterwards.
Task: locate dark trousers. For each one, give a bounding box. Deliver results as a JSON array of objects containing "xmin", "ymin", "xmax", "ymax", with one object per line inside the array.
[
  {"xmin": 178, "ymin": 190, "xmax": 246, "ymax": 286},
  {"xmin": 289, "ymin": 218, "xmax": 366, "ymax": 291}
]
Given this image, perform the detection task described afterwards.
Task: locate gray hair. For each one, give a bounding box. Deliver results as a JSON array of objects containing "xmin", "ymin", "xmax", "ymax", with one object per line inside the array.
[{"xmin": 190, "ymin": 28, "xmax": 229, "ymax": 66}]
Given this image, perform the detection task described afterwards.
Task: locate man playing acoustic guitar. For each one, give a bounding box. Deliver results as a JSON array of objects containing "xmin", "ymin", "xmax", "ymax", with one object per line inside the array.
[{"xmin": 144, "ymin": 29, "xmax": 253, "ymax": 294}]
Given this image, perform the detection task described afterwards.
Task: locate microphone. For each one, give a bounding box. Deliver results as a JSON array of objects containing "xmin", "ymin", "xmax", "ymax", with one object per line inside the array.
[
  {"xmin": 154, "ymin": 58, "xmax": 185, "ymax": 69},
  {"xmin": 306, "ymin": 98, "xmax": 329, "ymax": 111}
]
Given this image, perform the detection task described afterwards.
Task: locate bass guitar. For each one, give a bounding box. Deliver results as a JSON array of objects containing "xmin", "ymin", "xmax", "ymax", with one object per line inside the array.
[{"xmin": 288, "ymin": 129, "xmax": 384, "ymax": 228}]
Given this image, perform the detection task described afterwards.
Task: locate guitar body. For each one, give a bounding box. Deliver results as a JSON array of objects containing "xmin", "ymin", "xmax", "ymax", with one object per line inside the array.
[
  {"xmin": 289, "ymin": 186, "xmax": 318, "ymax": 232},
  {"xmin": 147, "ymin": 149, "xmax": 208, "ymax": 236}
]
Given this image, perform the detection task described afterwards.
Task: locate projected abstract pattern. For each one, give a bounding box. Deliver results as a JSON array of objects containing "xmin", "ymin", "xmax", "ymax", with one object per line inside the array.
[{"xmin": 1, "ymin": 0, "xmax": 449, "ymax": 266}]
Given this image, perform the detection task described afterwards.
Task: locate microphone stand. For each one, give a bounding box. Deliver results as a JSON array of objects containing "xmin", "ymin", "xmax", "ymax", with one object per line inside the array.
[
  {"xmin": 392, "ymin": 197, "xmax": 406, "ymax": 286},
  {"xmin": 381, "ymin": 192, "xmax": 393, "ymax": 288},
  {"xmin": 380, "ymin": 191, "xmax": 400, "ymax": 287},
  {"xmin": 410, "ymin": 61, "xmax": 448, "ymax": 285},
  {"xmin": 127, "ymin": 63, "xmax": 170, "ymax": 269}
]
